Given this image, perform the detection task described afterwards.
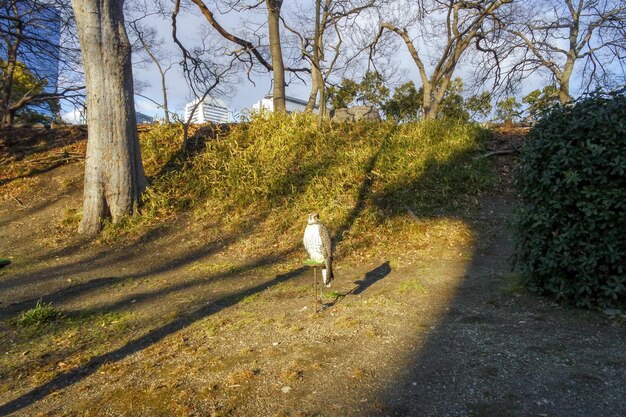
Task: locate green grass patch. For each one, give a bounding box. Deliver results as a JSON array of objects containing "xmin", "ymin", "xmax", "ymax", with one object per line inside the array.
[
  {"xmin": 60, "ymin": 208, "xmax": 81, "ymax": 228},
  {"xmin": 188, "ymin": 261, "xmax": 237, "ymax": 274},
  {"xmin": 16, "ymin": 299, "xmax": 63, "ymax": 328}
]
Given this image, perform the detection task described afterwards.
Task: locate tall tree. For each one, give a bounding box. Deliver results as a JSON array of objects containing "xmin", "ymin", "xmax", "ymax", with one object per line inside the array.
[
  {"xmin": 184, "ymin": 0, "xmax": 309, "ymax": 113},
  {"xmin": 503, "ymin": 0, "xmax": 626, "ymax": 103},
  {"xmin": 284, "ymin": 0, "xmax": 376, "ymax": 117},
  {"xmin": 128, "ymin": 17, "xmax": 174, "ymax": 123},
  {"xmin": 72, "ymin": 0, "xmax": 146, "ymax": 236},
  {"xmin": 378, "ymin": 0, "xmax": 512, "ymax": 119},
  {"xmin": 266, "ymin": 0, "xmax": 286, "ymax": 112}
]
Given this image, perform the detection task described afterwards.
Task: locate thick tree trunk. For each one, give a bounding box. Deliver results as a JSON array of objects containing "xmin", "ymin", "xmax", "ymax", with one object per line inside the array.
[
  {"xmin": 72, "ymin": 0, "xmax": 146, "ymax": 236},
  {"xmin": 422, "ymin": 82, "xmax": 435, "ymax": 119},
  {"xmin": 558, "ymin": 58, "xmax": 574, "ymax": 104},
  {"xmin": 266, "ymin": 0, "xmax": 286, "ymax": 112}
]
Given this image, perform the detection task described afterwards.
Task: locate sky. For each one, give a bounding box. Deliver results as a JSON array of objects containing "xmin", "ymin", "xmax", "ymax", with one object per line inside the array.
[
  {"xmin": 60, "ymin": 0, "xmax": 622, "ymax": 124},
  {"xmin": 127, "ymin": 3, "xmax": 315, "ymax": 122},
  {"xmin": 120, "ymin": 1, "xmax": 555, "ymax": 123},
  {"xmin": 60, "ymin": 1, "xmax": 534, "ymax": 123}
]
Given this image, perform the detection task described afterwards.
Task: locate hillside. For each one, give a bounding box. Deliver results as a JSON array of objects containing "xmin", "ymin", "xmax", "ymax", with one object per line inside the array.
[{"xmin": 0, "ymin": 117, "xmax": 624, "ymax": 417}]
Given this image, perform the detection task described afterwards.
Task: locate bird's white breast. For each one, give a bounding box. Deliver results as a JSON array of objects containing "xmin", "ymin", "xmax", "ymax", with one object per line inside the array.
[{"xmin": 304, "ymin": 224, "xmax": 325, "ymax": 262}]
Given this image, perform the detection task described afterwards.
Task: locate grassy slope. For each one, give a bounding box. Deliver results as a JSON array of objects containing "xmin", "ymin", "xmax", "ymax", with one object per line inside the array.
[{"xmin": 123, "ymin": 113, "xmax": 495, "ymax": 258}]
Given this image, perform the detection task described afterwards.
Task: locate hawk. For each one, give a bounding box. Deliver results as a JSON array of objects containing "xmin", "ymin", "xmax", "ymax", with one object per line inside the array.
[{"xmin": 303, "ymin": 212, "xmax": 334, "ymax": 287}]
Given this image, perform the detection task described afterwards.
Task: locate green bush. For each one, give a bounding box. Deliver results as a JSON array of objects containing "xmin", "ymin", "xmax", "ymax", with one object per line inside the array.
[{"xmin": 513, "ymin": 92, "xmax": 626, "ymax": 309}]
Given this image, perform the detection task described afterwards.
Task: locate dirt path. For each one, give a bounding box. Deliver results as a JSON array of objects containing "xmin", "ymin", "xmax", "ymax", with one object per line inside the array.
[{"xmin": 1, "ymin": 163, "xmax": 625, "ymax": 416}]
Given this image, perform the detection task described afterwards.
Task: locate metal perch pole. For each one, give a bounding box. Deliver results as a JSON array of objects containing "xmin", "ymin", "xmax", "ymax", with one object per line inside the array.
[
  {"xmin": 314, "ymin": 266, "xmax": 318, "ymax": 313},
  {"xmin": 304, "ymin": 259, "xmax": 325, "ymax": 313}
]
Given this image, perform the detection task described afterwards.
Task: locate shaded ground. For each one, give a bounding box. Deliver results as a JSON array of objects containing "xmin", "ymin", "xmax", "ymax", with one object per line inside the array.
[{"xmin": 0, "ymin": 129, "xmax": 624, "ymax": 417}]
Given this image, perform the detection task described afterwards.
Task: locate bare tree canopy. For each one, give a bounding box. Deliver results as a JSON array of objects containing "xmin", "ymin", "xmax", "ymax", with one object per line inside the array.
[
  {"xmin": 182, "ymin": 0, "xmax": 311, "ymax": 112},
  {"xmin": 127, "ymin": 14, "xmax": 175, "ymax": 123},
  {"xmin": 501, "ymin": 0, "xmax": 626, "ymax": 103},
  {"xmin": 0, "ymin": 0, "xmax": 83, "ymax": 126},
  {"xmin": 377, "ymin": 0, "xmax": 512, "ymax": 119},
  {"xmin": 282, "ymin": 0, "xmax": 377, "ymax": 116}
]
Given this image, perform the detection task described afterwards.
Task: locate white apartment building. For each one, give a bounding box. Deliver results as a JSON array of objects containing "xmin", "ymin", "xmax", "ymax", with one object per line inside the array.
[
  {"xmin": 251, "ymin": 94, "xmax": 317, "ymax": 113},
  {"xmin": 184, "ymin": 96, "xmax": 230, "ymax": 124}
]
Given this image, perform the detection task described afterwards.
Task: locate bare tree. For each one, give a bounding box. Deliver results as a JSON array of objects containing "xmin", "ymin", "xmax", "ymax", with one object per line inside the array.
[
  {"xmin": 501, "ymin": 0, "xmax": 626, "ymax": 103},
  {"xmin": 72, "ymin": 0, "xmax": 146, "ymax": 236},
  {"xmin": 171, "ymin": 2, "xmax": 239, "ymax": 144},
  {"xmin": 0, "ymin": 0, "xmax": 84, "ymax": 126},
  {"xmin": 182, "ymin": 0, "xmax": 309, "ymax": 113},
  {"xmin": 283, "ymin": 0, "xmax": 377, "ymax": 118},
  {"xmin": 377, "ymin": 0, "xmax": 512, "ymax": 119},
  {"xmin": 127, "ymin": 16, "xmax": 174, "ymax": 123}
]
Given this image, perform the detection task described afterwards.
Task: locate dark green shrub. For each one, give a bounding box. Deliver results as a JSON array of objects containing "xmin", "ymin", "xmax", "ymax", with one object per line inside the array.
[{"xmin": 513, "ymin": 92, "xmax": 626, "ymax": 309}]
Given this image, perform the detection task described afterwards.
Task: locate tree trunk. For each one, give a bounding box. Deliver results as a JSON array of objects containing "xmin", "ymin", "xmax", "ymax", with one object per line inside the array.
[
  {"xmin": 422, "ymin": 82, "xmax": 435, "ymax": 119},
  {"xmin": 160, "ymin": 69, "xmax": 170, "ymax": 123},
  {"xmin": 72, "ymin": 0, "xmax": 147, "ymax": 236},
  {"xmin": 319, "ymin": 78, "xmax": 327, "ymax": 119},
  {"xmin": 558, "ymin": 58, "xmax": 574, "ymax": 104},
  {"xmin": 266, "ymin": 0, "xmax": 286, "ymax": 112},
  {"xmin": 305, "ymin": 72, "xmax": 319, "ymax": 111},
  {"xmin": 1, "ymin": 110, "xmax": 13, "ymax": 127},
  {"xmin": 0, "ymin": 31, "xmax": 20, "ymax": 128}
]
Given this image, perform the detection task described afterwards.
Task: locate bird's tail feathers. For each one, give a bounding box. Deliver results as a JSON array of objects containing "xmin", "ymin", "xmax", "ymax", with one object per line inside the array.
[{"xmin": 323, "ymin": 257, "xmax": 334, "ymax": 287}]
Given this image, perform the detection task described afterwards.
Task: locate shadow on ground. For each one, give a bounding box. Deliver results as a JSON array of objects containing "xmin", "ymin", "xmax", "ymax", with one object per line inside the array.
[
  {"xmin": 0, "ymin": 264, "xmax": 307, "ymax": 415},
  {"xmin": 371, "ymin": 199, "xmax": 626, "ymax": 417}
]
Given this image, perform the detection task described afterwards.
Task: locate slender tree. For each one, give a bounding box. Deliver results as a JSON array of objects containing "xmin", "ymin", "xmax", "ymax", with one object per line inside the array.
[
  {"xmin": 72, "ymin": 0, "xmax": 146, "ymax": 236},
  {"xmin": 128, "ymin": 18, "xmax": 174, "ymax": 123},
  {"xmin": 184, "ymin": 0, "xmax": 308, "ymax": 113}
]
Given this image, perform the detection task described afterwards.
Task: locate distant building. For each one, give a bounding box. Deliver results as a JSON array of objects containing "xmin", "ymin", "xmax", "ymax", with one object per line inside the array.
[
  {"xmin": 251, "ymin": 94, "xmax": 317, "ymax": 113},
  {"xmin": 184, "ymin": 96, "xmax": 229, "ymax": 124},
  {"xmin": 136, "ymin": 112, "xmax": 154, "ymax": 124}
]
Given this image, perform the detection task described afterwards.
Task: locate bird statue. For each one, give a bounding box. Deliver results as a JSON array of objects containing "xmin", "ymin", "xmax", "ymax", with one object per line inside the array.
[{"xmin": 303, "ymin": 212, "xmax": 334, "ymax": 287}]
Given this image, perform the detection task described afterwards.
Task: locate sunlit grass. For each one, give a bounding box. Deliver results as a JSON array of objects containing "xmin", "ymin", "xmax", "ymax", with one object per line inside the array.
[{"xmin": 116, "ymin": 113, "xmax": 494, "ymax": 258}]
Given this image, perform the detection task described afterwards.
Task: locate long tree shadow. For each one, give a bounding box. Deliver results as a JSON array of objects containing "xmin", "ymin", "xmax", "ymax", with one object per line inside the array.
[
  {"xmin": 343, "ymin": 136, "xmax": 626, "ymax": 416},
  {"xmin": 0, "ymin": 127, "xmax": 86, "ymax": 185},
  {"xmin": 0, "ymin": 214, "xmax": 265, "ymax": 314},
  {"xmin": 0, "ymin": 264, "xmax": 307, "ymax": 415},
  {"xmin": 149, "ymin": 123, "xmax": 231, "ymax": 181},
  {"xmin": 332, "ymin": 140, "xmax": 386, "ymax": 247},
  {"xmin": 0, "ymin": 159, "xmax": 80, "ymax": 187}
]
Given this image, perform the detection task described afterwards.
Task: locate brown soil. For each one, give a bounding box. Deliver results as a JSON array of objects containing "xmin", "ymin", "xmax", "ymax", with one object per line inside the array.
[{"xmin": 0, "ymin": 129, "xmax": 624, "ymax": 417}]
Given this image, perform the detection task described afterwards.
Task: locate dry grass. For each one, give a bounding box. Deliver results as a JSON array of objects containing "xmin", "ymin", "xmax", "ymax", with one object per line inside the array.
[{"xmin": 128, "ymin": 113, "xmax": 494, "ymax": 260}]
